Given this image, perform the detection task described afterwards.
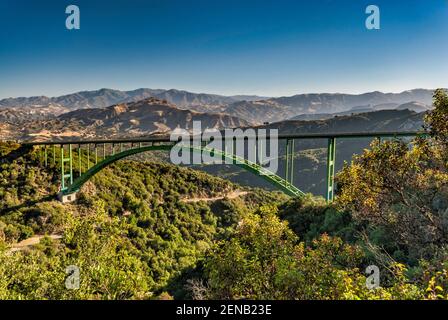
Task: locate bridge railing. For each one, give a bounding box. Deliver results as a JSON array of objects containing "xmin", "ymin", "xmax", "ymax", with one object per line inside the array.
[{"xmin": 21, "ymin": 131, "xmax": 425, "ymax": 146}]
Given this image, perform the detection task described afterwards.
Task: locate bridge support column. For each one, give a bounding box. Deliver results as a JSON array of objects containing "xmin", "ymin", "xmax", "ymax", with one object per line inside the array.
[
  {"xmin": 289, "ymin": 139, "xmax": 294, "ymax": 184},
  {"xmin": 326, "ymin": 137, "xmax": 336, "ymax": 203},
  {"xmin": 60, "ymin": 144, "xmax": 73, "ymax": 192},
  {"xmin": 78, "ymin": 144, "xmax": 82, "ymax": 176},
  {"xmin": 52, "ymin": 145, "xmax": 56, "ymax": 165},
  {"xmin": 38, "ymin": 146, "xmax": 43, "ymax": 164},
  {"xmin": 285, "ymin": 139, "xmax": 294, "ymax": 185},
  {"xmin": 44, "ymin": 146, "xmax": 48, "ymax": 166},
  {"xmin": 86, "ymin": 144, "xmax": 90, "ymax": 169}
]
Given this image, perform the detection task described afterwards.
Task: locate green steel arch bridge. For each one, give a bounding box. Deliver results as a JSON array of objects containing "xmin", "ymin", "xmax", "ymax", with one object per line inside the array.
[{"xmin": 22, "ymin": 131, "xmax": 425, "ymax": 203}]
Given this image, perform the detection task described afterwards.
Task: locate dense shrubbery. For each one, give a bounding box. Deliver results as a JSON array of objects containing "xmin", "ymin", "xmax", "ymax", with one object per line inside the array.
[{"xmin": 199, "ymin": 206, "xmax": 426, "ymax": 300}]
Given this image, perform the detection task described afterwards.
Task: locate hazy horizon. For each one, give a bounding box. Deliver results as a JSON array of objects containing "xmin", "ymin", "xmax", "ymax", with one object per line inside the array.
[{"xmin": 0, "ymin": 86, "xmax": 442, "ymax": 101}]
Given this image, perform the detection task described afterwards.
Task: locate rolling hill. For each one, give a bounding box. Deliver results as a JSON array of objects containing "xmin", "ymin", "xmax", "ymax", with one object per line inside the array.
[
  {"xmin": 222, "ymin": 100, "xmax": 296, "ymax": 124},
  {"xmin": 262, "ymin": 109, "xmax": 424, "ymax": 134},
  {"xmin": 1, "ymin": 98, "xmax": 251, "ymax": 141},
  {"xmin": 266, "ymin": 89, "xmax": 434, "ymax": 115},
  {"xmin": 290, "ymin": 101, "xmax": 430, "ymax": 121}
]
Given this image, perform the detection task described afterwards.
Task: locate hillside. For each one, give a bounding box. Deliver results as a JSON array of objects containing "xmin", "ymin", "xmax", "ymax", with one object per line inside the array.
[
  {"xmin": 59, "ymin": 97, "xmax": 251, "ymax": 133},
  {"xmin": 267, "ymin": 89, "xmax": 434, "ymax": 114},
  {"xmin": 290, "ymin": 102, "xmax": 430, "ymax": 121},
  {"xmin": 395, "ymin": 101, "xmax": 429, "ymax": 112},
  {"xmin": 0, "ymin": 98, "xmax": 251, "ymax": 141},
  {"xmin": 0, "ymin": 142, "xmax": 286, "ymax": 299},
  {"xmin": 0, "ymin": 103, "xmax": 69, "ymax": 123},
  {"xmin": 267, "ymin": 109, "xmax": 424, "ymax": 134},
  {"xmin": 222, "ymin": 100, "xmax": 296, "ymax": 124}
]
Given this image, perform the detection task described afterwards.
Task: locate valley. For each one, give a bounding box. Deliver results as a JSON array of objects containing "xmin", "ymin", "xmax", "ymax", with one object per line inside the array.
[
  {"xmin": 0, "ymin": 87, "xmax": 446, "ymax": 301},
  {"xmin": 2, "ymin": 0, "xmax": 447, "ymax": 304}
]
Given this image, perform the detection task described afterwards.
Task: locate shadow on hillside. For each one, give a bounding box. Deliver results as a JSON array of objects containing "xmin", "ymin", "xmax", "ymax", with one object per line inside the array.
[
  {"xmin": 0, "ymin": 194, "xmax": 56, "ymax": 215},
  {"xmin": 0, "ymin": 144, "xmax": 34, "ymax": 163},
  {"xmin": 161, "ymin": 263, "xmax": 204, "ymax": 299}
]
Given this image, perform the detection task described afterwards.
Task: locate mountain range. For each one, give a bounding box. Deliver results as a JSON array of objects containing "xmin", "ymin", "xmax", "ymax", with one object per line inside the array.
[
  {"xmin": 0, "ymin": 87, "xmax": 438, "ymax": 141},
  {"xmin": 0, "ymin": 98, "xmax": 250, "ymax": 141},
  {"xmin": 0, "ymin": 88, "xmax": 436, "ymax": 124},
  {"xmin": 58, "ymin": 97, "xmax": 250, "ymax": 135},
  {"xmin": 0, "ymin": 88, "xmax": 266, "ymax": 111}
]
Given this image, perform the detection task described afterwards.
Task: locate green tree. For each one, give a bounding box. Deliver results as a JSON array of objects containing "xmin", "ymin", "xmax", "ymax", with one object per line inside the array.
[
  {"xmin": 337, "ymin": 89, "xmax": 448, "ymax": 260},
  {"xmin": 200, "ymin": 206, "xmax": 423, "ymax": 300}
]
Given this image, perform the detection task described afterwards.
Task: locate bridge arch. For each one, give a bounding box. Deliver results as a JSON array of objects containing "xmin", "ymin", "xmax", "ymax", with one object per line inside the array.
[{"xmin": 63, "ymin": 144, "xmax": 305, "ymax": 198}]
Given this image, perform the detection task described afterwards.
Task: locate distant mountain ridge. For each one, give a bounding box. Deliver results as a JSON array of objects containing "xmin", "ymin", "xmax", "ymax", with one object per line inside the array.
[
  {"xmin": 265, "ymin": 89, "xmax": 435, "ymax": 115},
  {"xmin": 262, "ymin": 109, "xmax": 425, "ymax": 134},
  {"xmin": 0, "ymin": 88, "xmax": 267, "ymax": 111},
  {"xmin": 0, "ymin": 88, "xmax": 437, "ymax": 115},
  {"xmin": 290, "ymin": 101, "xmax": 431, "ymax": 121},
  {"xmin": 217, "ymin": 89, "xmax": 435, "ymax": 124}
]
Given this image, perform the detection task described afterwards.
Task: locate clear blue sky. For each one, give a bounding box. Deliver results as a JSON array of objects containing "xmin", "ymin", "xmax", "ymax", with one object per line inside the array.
[{"xmin": 0, "ymin": 0, "xmax": 447, "ymax": 98}]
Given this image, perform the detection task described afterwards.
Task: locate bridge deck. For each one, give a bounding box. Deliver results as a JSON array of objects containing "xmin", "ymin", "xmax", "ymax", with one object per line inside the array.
[{"xmin": 21, "ymin": 131, "xmax": 425, "ymax": 146}]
